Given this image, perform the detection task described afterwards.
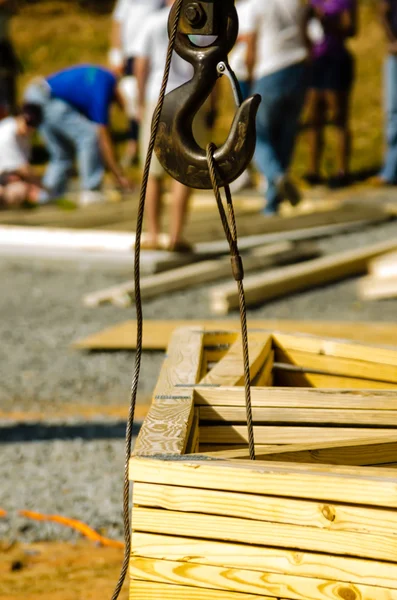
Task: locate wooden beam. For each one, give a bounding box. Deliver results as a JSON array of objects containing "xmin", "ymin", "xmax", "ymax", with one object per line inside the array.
[
  {"xmin": 134, "ymin": 328, "xmax": 204, "ymax": 456},
  {"xmin": 198, "ymin": 436, "xmax": 397, "ymax": 466},
  {"xmin": 131, "ymin": 532, "xmax": 397, "ymax": 588},
  {"xmin": 368, "ymin": 250, "xmax": 397, "ymax": 278},
  {"xmin": 131, "ymin": 506, "xmax": 397, "ymax": 562},
  {"xmin": 274, "ymin": 346, "xmax": 397, "ymax": 384},
  {"xmin": 72, "ymin": 319, "xmax": 397, "ymax": 351},
  {"xmin": 210, "ymin": 238, "xmax": 397, "ymax": 315},
  {"xmin": 273, "ymin": 367, "xmax": 397, "ymax": 389},
  {"xmin": 130, "ymin": 556, "xmax": 397, "ymax": 600},
  {"xmin": 133, "ymin": 481, "xmax": 397, "ymax": 539},
  {"xmin": 130, "ymin": 581, "xmax": 264, "ymax": 599},
  {"xmin": 199, "ymin": 425, "xmax": 397, "ymax": 445},
  {"xmin": 129, "ymin": 457, "xmax": 397, "ymax": 508},
  {"xmin": 199, "ymin": 406, "xmax": 397, "ymax": 426},
  {"xmin": 199, "ymin": 332, "xmax": 272, "ymax": 386},
  {"xmin": 358, "ymin": 275, "xmax": 397, "ymax": 301},
  {"xmin": 82, "ymin": 242, "xmax": 320, "ymax": 307},
  {"xmin": 273, "ymin": 332, "xmax": 397, "ymax": 367},
  {"xmin": 194, "ymin": 387, "xmax": 397, "ymax": 410}
]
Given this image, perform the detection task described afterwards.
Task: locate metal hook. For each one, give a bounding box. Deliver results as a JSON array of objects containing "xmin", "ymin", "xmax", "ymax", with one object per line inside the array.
[{"xmin": 154, "ymin": 0, "xmax": 261, "ymax": 190}]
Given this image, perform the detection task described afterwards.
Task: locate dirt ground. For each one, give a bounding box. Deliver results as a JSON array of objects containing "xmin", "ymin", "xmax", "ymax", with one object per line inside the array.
[{"xmin": 0, "ymin": 541, "xmax": 128, "ymax": 600}]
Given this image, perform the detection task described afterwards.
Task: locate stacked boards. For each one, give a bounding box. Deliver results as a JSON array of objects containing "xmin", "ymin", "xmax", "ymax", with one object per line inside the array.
[{"xmin": 130, "ymin": 327, "xmax": 397, "ymax": 600}]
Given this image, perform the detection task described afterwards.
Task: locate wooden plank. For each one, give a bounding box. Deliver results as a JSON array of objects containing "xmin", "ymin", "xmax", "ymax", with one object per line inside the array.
[
  {"xmin": 130, "ymin": 580, "xmax": 264, "ymax": 599},
  {"xmin": 274, "ymin": 346, "xmax": 397, "ymax": 384},
  {"xmin": 185, "ymin": 409, "xmax": 200, "ymax": 454},
  {"xmin": 194, "ymin": 387, "xmax": 397, "ymax": 410},
  {"xmin": 199, "ymin": 405, "xmax": 397, "ymax": 426},
  {"xmin": 251, "ymin": 351, "xmax": 274, "ymax": 386},
  {"xmin": 369, "ymin": 250, "xmax": 397, "ymax": 278},
  {"xmin": 133, "ymin": 395, "xmax": 195, "ymax": 456},
  {"xmin": 72, "ymin": 319, "xmax": 397, "ymax": 351},
  {"xmin": 273, "ymin": 332, "xmax": 397, "ymax": 367},
  {"xmin": 153, "ymin": 327, "xmax": 204, "ymax": 398},
  {"xmin": 199, "ymin": 332, "xmax": 272, "ymax": 386},
  {"xmin": 134, "ymin": 327, "xmax": 204, "ymax": 456},
  {"xmin": 359, "ymin": 275, "xmax": 397, "ymax": 301},
  {"xmin": 210, "ymin": 238, "xmax": 397, "ymax": 314},
  {"xmin": 132, "ymin": 506, "xmax": 397, "ymax": 562},
  {"xmin": 133, "ymin": 482, "xmax": 397, "ymax": 539},
  {"xmin": 198, "ymin": 436, "xmax": 397, "ymax": 466},
  {"xmin": 82, "ymin": 242, "xmax": 320, "ymax": 307},
  {"xmin": 200, "ymin": 426, "xmax": 397, "ymax": 445},
  {"xmin": 274, "ymin": 368, "xmax": 397, "ymax": 389},
  {"xmin": 130, "ymin": 556, "xmax": 397, "ymax": 600},
  {"xmin": 129, "ymin": 457, "xmax": 397, "ymax": 508},
  {"xmin": 131, "ymin": 532, "xmax": 397, "ymax": 588}
]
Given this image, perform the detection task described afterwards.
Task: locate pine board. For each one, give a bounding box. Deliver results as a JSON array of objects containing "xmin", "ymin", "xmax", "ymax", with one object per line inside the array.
[{"xmin": 73, "ymin": 319, "xmax": 397, "ymax": 351}]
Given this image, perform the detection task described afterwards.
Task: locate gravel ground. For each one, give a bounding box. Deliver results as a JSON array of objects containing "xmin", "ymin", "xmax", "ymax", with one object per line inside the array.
[{"xmin": 1, "ymin": 217, "xmax": 397, "ymax": 542}]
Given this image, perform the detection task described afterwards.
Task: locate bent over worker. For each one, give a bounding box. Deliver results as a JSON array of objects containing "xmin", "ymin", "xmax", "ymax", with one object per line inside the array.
[{"xmin": 24, "ymin": 65, "xmax": 132, "ymax": 205}]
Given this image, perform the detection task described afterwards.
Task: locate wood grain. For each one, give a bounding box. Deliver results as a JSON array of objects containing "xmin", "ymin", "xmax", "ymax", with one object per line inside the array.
[
  {"xmin": 131, "ymin": 532, "xmax": 397, "ymax": 588},
  {"xmin": 199, "ymin": 425, "xmax": 397, "ymax": 445},
  {"xmin": 129, "ymin": 457, "xmax": 397, "ymax": 508},
  {"xmin": 130, "ymin": 580, "xmax": 266, "ymax": 599},
  {"xmin": 130, "ymin": 556, "xmax": 397, "ymax": 600},
  {"xmin": 133, "ymin": 482, "xmax": 397, "ymax": 539},
  {"xmin": 200, "ymin": 332, "xmax": 272, "ymax": 386},
  {"xmin": 132, "ymin": 506, "xmax": 397, "ymax": 561},
  {"xmin": 194, "ymin": 387, "xmax": 397, "ymax": 409}
]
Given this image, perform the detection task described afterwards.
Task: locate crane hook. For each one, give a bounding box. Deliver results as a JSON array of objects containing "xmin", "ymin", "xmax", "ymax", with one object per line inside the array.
[{"xmin": 154, "ymin": 0, "xmax": 261, "ymax": 190}]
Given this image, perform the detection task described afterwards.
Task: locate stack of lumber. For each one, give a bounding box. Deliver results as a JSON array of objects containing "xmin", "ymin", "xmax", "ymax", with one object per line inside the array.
[
  {"xmin": 130, "ymin": 326, "xmax": 397, "ymax": 600},
  {"xmin": 210, "ymin": 237, "xmax": 397, "ymax": 314},
  {"xmin": 359, "ymin": 250, "xmax": 397, "ymax": 300}
]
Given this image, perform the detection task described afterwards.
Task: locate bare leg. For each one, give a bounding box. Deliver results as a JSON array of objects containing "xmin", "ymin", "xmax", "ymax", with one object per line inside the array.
[
  {"xmin": 306, "ymin": 89, "xmax": 326, "ymax": 179},
  {"xmin": 169, "ymin": 180, "xmax": 192, "ymax": 249},
  {"xmin": 145, "ymin": 176, "xmax": 162, "ymax": 247},
  {"xmin": 331, "ymin": 89, "xmax": 351, "ymax": 176}
]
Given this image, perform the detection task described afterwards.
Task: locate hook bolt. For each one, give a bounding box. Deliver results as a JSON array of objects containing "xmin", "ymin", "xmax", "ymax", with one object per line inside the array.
[{"xmin": 184, "ymin": 2, "xmax": 206, "ymax": 27}]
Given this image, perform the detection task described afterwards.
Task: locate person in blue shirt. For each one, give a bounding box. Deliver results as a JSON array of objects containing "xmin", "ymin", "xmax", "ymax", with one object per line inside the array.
[{"xmin": 24, "ymin": 65, "xmax": 132, "ymax": 205}]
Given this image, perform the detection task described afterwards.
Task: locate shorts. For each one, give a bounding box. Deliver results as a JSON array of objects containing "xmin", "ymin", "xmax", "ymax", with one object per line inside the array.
[{"xmin": 310, "ymin": 50, "xmax": 354, "ymax": 92}]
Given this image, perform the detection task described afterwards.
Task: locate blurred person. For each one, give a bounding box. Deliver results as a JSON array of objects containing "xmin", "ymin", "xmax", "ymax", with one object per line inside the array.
[
  {"xmin": 0, "ymin": 0, "xmax": 20, "ymax": 118},
  {"xmin": 108, "ymin": 0, "xmax": 163, "ymax": 166},
  {"xmin": 133, "ymin": 0, "xmax": 209, "ymax": 251},
  {"xmin": 228, "ymin": 0, "xmax": 257, "ymax": 193},
  {"xmin": 245, "ymin": 0, "xmax": 310, "ymax": 215},
  {"xmin": 377, "ymin": 0, "xmax": 397, "ymax": 185},
  {"xmin": 304, "ymin": 0, "xmax": 358, "ymax": 187},
  {"xmin": 0, "ymin": 103, "xmax": 46, "ymax": 208},
  {"xmin": 24, "ymin": 65, "xmax": 132, "ymax": 206}
]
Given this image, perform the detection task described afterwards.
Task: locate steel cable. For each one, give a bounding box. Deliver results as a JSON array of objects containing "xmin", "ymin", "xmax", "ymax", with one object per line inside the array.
[
  {"xmin": 110, "ymin": 1, "xmax": 184, "ymax": 598},
  {"xmin": 206, "ymin": 143, "xmax": 256, "ymax": 461}
]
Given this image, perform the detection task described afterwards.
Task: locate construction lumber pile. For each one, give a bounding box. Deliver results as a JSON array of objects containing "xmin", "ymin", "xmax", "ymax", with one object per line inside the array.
[
  {"xmin": 359, "ymin": 250, "xmax": 397, "ymax": 301},
  {"xmin": 130, "ymin": 326, "xmax": 397, "ymax": 600},
  {"xmin": 210, "ymin": 237, "xmax": 397, "ymax": 314},
  {"xmin": 82, "ymin": 241, "xmax": 320, "ymax": 307}
]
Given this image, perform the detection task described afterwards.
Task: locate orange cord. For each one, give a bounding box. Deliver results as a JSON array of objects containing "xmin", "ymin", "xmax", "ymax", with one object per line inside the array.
[{"xmin": 18, "ymin": 510, "xmax": 124, "ymax": 549}]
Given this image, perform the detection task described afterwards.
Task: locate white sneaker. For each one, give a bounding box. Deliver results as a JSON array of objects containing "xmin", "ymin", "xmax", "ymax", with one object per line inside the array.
[
  {"xmin": 276, "ymin": 175, "xmax": 301, "ymax": 207},
  {"xmin": 79, "ymin": 190, "xmax": 107, "ymax": 207}
]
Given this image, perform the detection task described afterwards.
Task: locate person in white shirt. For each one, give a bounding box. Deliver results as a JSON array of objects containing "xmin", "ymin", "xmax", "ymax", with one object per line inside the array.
[
  {"xmin": 245, "ymin": 0, "xmax": 311, "ymax": 215},
  {"xmin": 133, "ymin": 0, "xmax": 202, "ymax": 252},
  {"xmin": 108, "ymin": 0, "xmax": 163, "ymax": 166},
  {"xmin": 0, "ymin": 103, "xmax": 46, "ymax": 207}
]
